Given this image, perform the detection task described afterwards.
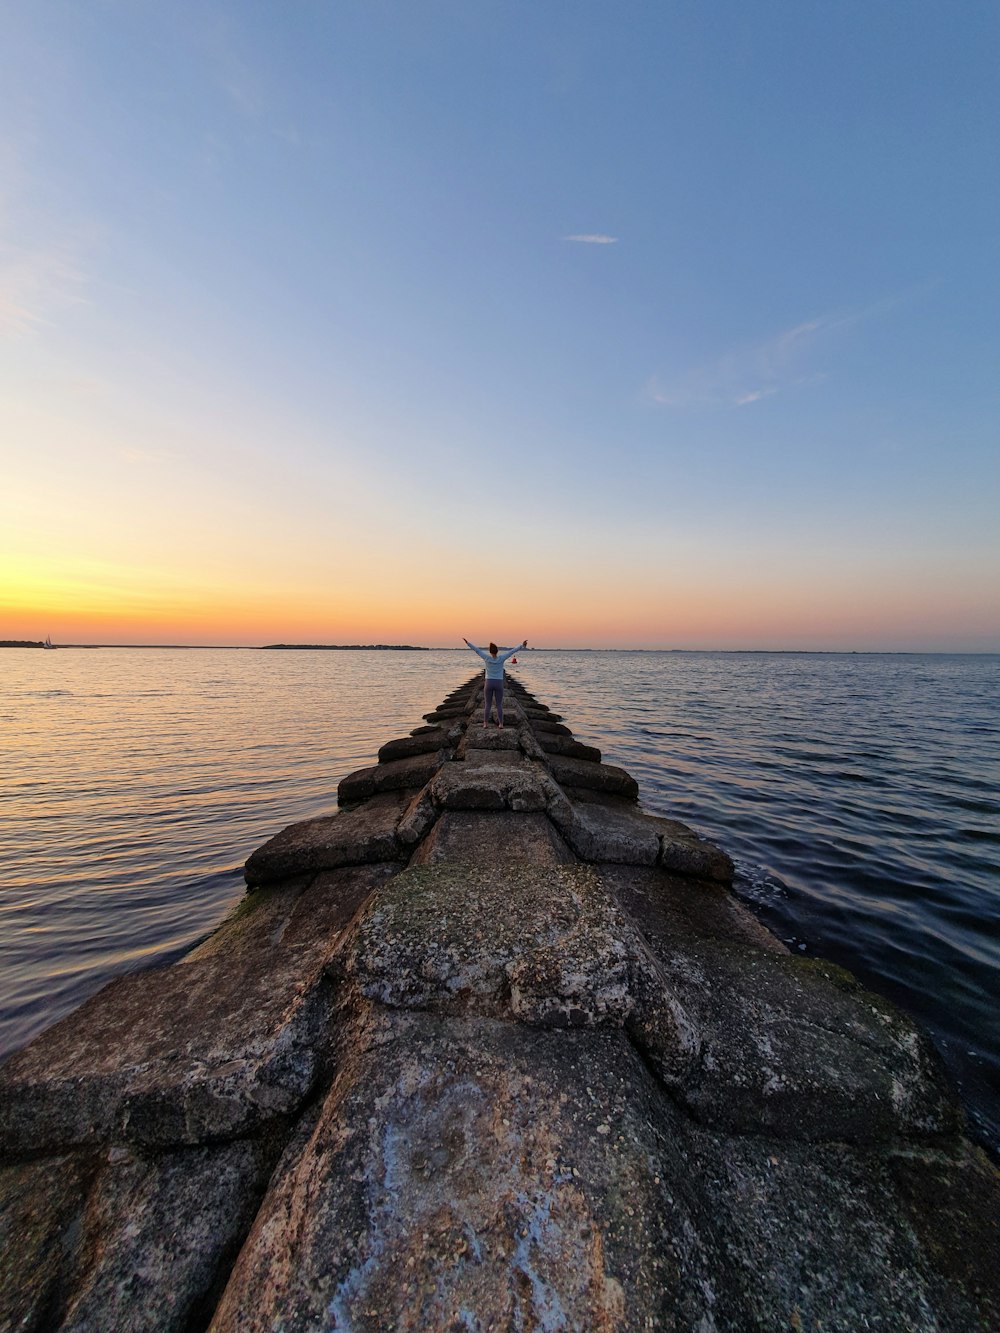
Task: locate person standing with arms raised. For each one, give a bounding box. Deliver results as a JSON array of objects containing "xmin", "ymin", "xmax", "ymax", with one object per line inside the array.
[{"xmin": 463, "ymin": 637, "xmax": 528, "ymax": 729}]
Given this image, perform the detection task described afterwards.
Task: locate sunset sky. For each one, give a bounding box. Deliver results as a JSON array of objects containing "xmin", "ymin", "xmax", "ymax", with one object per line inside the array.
[{"xmin": 2, "ymin": 2, "xmax": 998, "ymax": 650}]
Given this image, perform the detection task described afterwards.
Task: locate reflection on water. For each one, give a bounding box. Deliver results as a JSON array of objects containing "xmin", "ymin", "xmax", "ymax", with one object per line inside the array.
[{"xmin": 1, "ymin": 647, "xmax": 998, "ymax": 1154}]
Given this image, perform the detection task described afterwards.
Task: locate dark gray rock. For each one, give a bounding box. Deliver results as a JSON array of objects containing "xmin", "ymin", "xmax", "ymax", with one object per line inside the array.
[
  {"xmin": 337, "ymin": 751, "xmax": 447, "ymax": 804},
  {"xmin": 649, "ymin": 943, "xmax": 962, "ymax": 1144},
  {"xmin": 461, "ymin": 748, "xmax": 525, "ymax": 768},
  {"xmin": 427, "ymin": 760, "xmax": 551, "ymax": 812},
  {"xmin": 422, "ymin": 707, "xmax": 469, "ymax": 724},
  {"xmin": 57, "ymin": 1139, "xmax": 275, "ymax": 1332},
  {"xmin": 547, "ymin": 791, "xmax": 734, "ymax": 882},
  {"xmin": 377, "ymin": 729, "xmax": 451, "ymax": 763},
  {"xmin": 0, "ymin": 1154, "xmax": 92, "ymax": 1332},
  {"xmin": 680, "ymin": 1127, "xmax": 991, "ymax": 1332},
  {"xmin": 655, "ymin": 814, "xmax": 736, "ymax": 883},
  {"xmin": 187, "ymin": 863, "xmax": 400, "ymax": 966},
  {"xmin": 535, "ymin": 732, "xmax": 602, "ymax": 762},
  {"xmin": 602, "ymin": 863, "xmax": 787, "ymax": 954},
  {"xmin": 888, "ymin": 1142, "xmax": 1000, "ymax": 1329},
  {"xmin": 408, "ymin": 810, "xmax": 574, "ymax": 867},
  {"xmin": 245, "ymin": 791, "xmax": 412, "ymax": 885},
  {"xmin": 0, "ymin": 943, "xmax": 337, "ymax": 1153},
  {"xmin": 547, "ymin": 755, "xmax": 640, "ymax": 800},
  {"xmin": 529, "ymin": 718, "xmax": 573, "ymax": 737},
  {"xmin": 459, "ymin": 725, "xmax": 524, "ymax": 753},
  {"xmin": 547, "ymin": 791, "xmax": 660, "ymax": 864},
  {"xmin": 183, "ymin": 875, "xmax": 313, "ymax": 964}
]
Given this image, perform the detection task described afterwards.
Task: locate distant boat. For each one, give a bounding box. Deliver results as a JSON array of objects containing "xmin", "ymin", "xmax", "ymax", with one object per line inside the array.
[{"xmin": 43, "ymin": 635, "xmax": 55, "ymax": 650}]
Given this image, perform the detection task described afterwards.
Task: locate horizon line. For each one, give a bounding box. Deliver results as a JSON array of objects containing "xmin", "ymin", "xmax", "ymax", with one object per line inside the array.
[{"xmin": 5, "ymin": 643, "xmax": 998, "ymax": 656}]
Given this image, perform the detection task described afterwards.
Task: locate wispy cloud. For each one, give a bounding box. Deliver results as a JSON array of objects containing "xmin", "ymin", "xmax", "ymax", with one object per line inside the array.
[
  {"xmin": 646, "ymin": 312, "xmax": 858, "ymax": 410},
  {"xmin": 564, "ymin": 233, "xmax": 619, "ymax": 245},
  {"xmin": 0, "ymin": 240, "xmax": 88, "ymax": 337}
]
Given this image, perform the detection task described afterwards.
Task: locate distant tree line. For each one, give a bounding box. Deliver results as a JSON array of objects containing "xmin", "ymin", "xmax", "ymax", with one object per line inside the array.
[
  {"xmin": 260, "ymin": 644, "xmax": 429, "ymax": 651},
  {"xmin": 0, "ymin": 640, "xmax": 44, "ymax": 648}
]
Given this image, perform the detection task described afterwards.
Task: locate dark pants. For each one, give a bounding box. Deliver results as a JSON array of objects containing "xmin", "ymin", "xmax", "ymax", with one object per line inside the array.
[{"xmin": 484, "ymin": 680, "xmax": 504, "ymax": 724}]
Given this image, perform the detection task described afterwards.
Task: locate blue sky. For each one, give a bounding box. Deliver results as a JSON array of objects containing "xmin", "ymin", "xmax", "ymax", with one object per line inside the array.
[{"xmin": 2, "ymin": 1, "xmax": 998, "ymax": 647}]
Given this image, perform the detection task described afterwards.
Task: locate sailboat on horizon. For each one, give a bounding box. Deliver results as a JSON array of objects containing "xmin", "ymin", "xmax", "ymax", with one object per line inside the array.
[{"xmin": 43, "ymin": 634, "xmax": 55, "ymax": 650}]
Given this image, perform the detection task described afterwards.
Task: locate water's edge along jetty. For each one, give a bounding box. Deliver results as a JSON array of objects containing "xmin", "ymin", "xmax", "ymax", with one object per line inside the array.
[{"xmin": 1, "ymin": 676, "xmax": 997, "ymax": 1331}]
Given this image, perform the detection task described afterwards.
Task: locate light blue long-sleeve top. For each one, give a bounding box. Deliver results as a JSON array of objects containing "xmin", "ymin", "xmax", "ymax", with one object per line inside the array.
[{"xmin": 465, "ymin": 641, "xmax": 522, "ymax": 681}]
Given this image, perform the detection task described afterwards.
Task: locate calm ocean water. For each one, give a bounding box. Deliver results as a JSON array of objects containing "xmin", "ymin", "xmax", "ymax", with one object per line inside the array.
[{"xmin": 2, "ymin": 648, "xmax": 998, "ymax": 1153}]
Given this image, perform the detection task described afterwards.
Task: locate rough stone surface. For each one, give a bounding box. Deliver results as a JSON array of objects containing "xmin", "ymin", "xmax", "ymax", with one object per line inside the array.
[
  {"xmin": 337, "ymin": 750, "xmax": 446, "ymax": 804},
  {"xmin": 458, "ymin": 725, "xmax": 524, "ymax": 754},
  {"xmin": 528, "ymin": 718, "xmax": 573, "ymax": 737},
  {"xmin": 244, "ymin": 790, "xmax": 411, "ymax": 885},
  {"xmin": 350, "ymin": 862, "xmax": 637, "ymax": 1029},
  {"xmin": 0, "ymin": 934, "xmax": 346, "ymax": 1152},
  {"xmin": 408, "ymin": 810, "xmax": 574, "ymax": 867},
  {"xmin": 547, "ymin": 755, "xmax": 640, "ymax": 800},
  {"xmin": 428, "ymin": 760, "xmax": 551, "ymax": 812},
  {"xmin": 655, "ymin": 816, "xmax": 736, "ymax": 882},
  {"xmin": 377, "ymin": 729, "xmax": 451, "ymax": 762},
  {"xmin": 603, "ymin": 863, "xmax": 787, "ymax": 954},
  {"xmin": 679, "ymin": 1127, "xmax": 990, "ymax": 1333},
  {"xmin": 535, "ymin": 732, "xmax": 602, "ymax": 762},
  {"xmin": 548, "ymin": 791, "xmax": 734, "ymax": 882},
  {"xmin": 547, "ymin": 792, "xmax": 660, "ymax": 865},
  {"xmin": 652, "ymin": 943, "xmax": 962, "ymax": 1143},
  {"xmin": 209, "ymin": 1013, "xmax": 714, "ymax": 1333},
  {"xmin": 0, "ymin": 1154, "xmax": 92, "ymax": 1332},
  {"xmin": 461, "ymin": 747, "xmax": 526, "ymax": 768},
  {"xmin": 888, "ymin": 1142, "xmax": 1000, "ymax": 1329},
  {"xmin": 57, "ymin": 1138, "xmax": 275, "ymax": 1333}
]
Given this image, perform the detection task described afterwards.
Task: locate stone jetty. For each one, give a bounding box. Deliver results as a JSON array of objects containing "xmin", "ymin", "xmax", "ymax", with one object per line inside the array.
[{"xmin": 1, "ymin": 676, "xmax": 998, "ymax": 1331}]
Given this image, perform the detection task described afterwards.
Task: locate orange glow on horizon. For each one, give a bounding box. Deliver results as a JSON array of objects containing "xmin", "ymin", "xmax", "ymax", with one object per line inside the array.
[{"xmin": 4, "ymin": 557, "xmax": 996, "ymax": 650}]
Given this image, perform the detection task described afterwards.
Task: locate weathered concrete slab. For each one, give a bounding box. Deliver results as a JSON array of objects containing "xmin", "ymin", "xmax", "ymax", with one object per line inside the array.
[
  {"xmin": 422, "ymin": 706, "xmax": 469, "ymax": 723},
  {"xmin": 408, "ymin": 810, "xmax": 574, "ymax": 867},
  {"xmin": 350, "ymin": 862, "xmax": 636, "ymax": 1028},
  {"xmin": 548, "ymin": 791, "xmax": 660, "ymax": 864},
  {"xmin": 182, "ymin": 875, "xmax": 313, "ymax": 964},
  {"xmin": 57, "ymin": 1139, "xmax": 275, "ymax": 1333},
  {"xmin": 547, "ymin": 754, "xmax": 640, "ymax": 799},
  {"xmin": 210, "ymin": 1013, "xmax": 714, "ymax": 1333},
  {"xmin": 245, "ymin": 791, "xmax": 411, "ymax": 885},
  {"xmin": 337, "ymin": 750, "xmax": 447, "ymax": 804},
  {"xmin": 428, "ymin": 760, "xmax": 551, "ymax": 812}
]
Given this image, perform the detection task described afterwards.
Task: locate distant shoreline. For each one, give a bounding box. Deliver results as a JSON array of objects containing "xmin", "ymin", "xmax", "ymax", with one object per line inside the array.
[
  {"xmin": 2, "ymin": 643, "xmax": 996, "ymax": 655},
  {"xmin": 260, "ymin": 644, "xmax": 429, "ymax": 651}
]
